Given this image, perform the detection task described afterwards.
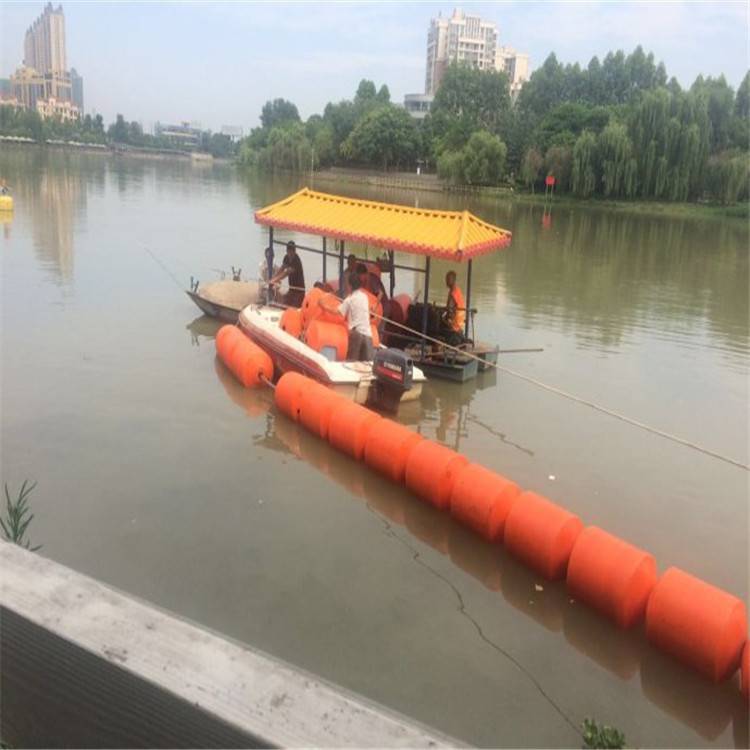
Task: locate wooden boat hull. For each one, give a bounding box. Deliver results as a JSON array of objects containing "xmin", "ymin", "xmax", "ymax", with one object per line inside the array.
[{"xmin": 186, "ymin": 290, "xmax": 240, "ymax": 323}]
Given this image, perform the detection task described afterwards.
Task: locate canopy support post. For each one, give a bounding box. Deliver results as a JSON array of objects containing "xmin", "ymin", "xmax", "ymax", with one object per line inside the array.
[
  {"xmin": 322, "ymin": 237, "xmax": 327, "ymax": 283},
  {"xmin": 465, "ymin": 258, "xmax": 472, "ymax": 339},
  {"xmin": 389, "ymin": 251, "xmax": 395, "ymax": 298},
  {"xmin": 267, "ymin": 227, "xmax": 274, "ymax": 282},
  {"xmin": 421, "ymin": 256, "xmax": 431, "ymax": 359},
  {"xmin": 339, "ymin": 241, "xmax": 345, "ymax": 294}
]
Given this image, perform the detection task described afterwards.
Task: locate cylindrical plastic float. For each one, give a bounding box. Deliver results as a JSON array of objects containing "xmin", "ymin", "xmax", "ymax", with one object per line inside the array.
[
  {"xmin": 297, "ymin": 382, "xmax": 342, "ymax": 439},
  {"xmin": 274, "ymin": 371, "xmax": 309, "ymax": 422},
  {"xmin": 216, "ymin": 326, "xmax": 273, "ymax": 389},
  {"xmin": 566, "ymin": 526, "xmax": 657, "ymax": 629},
  {"xmin": 645, "ymin": 566, "xmax": 747, "ymax": 682},
  {"xmin": 280, "ymin": 308, "xmax": 303, "ymax": 338},
  {"xmin": 741, "ymin": 640, "xmax": 749, "ymax": 700},
  {"xmin": 300, "ymin": 288, "xmax": 325, "ymax": 328},
  {"xmin": 363, "ymin": 419, "xmax": 424, "ymax": 483},
  {"xmin": 504, "ymin": 491, "xmax": 583, "ymax": 580},
  {"xmin": 215, "ymin": 324, "xmax": 235, "ymax": 354},
  {"xmin": 404, "ymin": 440, "xmax": 468, "ymax": 511},
  {"xmin": 305, "ymin": 319, "xmax": 348, "ymax": 361},
  {"xmin": 449, "ymin": 463, "xmax": 521, "ymax": 543},
  {"xmin": 327, "ymin": 400, "xmax": 382, "ymax": 460}
]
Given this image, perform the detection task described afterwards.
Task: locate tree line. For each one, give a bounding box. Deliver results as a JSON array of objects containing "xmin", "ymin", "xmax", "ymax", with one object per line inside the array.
[
  {"xmin": 0, "ymin": 107, "xmax": 238, "ymax": 158},
  {"xmin": 238, "ymin": 46, "xmax": 749, "ymax": 204}
]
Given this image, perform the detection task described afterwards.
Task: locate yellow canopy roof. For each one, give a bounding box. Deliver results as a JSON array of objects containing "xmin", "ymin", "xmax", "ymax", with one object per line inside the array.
[{"xmin": 254, "ymin": 188, "xmax": 512, "ymax": 260}]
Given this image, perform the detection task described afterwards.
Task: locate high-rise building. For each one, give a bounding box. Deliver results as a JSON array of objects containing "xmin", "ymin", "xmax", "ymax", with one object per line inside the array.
[
  {"xmin": 423, "ymin": 8, "xmax": 529, "ymax": 98},
  {"xmin": 24, "ymin": 3, "xmax": 67, "ymax": 74},
  {"xmin": 425, "ymin": 9, "xmax": 499, "ymax": 95},
  {"xmin": 70, "ymin": 67, "xmax": 83, "ymax": 110},
  {"xmin": 497, "ymin": 47, "xmax": 530, "ymax": 97},
  {"xmin": 11, "ymin": 4, "xmax": 83, "ymax": 120}
]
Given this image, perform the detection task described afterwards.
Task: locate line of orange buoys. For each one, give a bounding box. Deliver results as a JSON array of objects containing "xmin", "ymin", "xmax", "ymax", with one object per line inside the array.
[{"xmin": 215, "ymin": 327, "xmax": 749, "ymax": 704}]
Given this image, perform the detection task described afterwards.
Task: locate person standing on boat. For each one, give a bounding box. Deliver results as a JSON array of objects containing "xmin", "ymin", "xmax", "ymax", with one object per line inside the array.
[
  {"xmin": 320, "ymin": 273, "xmax": 374, "ymax": 361},
  {"xmin": 269, "ymin": 241, "xmax": 305, "ymax": 307},
  {"xmin": 441, "ymin": 270, "xmax": 466, "ymax": 345}
]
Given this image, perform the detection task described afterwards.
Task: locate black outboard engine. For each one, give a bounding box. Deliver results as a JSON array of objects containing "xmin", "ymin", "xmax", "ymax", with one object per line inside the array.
[{"xmin": 367, "ymin": 348, "xmax": 414, "ymax": 413}]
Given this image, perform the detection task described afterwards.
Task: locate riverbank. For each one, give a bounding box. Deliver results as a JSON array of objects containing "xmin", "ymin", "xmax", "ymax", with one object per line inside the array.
[
  {"xmin": 309, "ymin": 166, "xmax": 749, "ymax": 220},
  {"xmin": 0, "ymin": 136, "xmax": 231, "ymax": 165}
]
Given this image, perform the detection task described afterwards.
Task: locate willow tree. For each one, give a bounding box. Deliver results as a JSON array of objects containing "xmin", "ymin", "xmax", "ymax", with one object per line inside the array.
[
  {"xmin": 571, "ymin": 131, "xmax": 598, "ymax": 197},
  {"xmin": 597, "ymin": 121, "xmax": 636, "ymax": 197}
]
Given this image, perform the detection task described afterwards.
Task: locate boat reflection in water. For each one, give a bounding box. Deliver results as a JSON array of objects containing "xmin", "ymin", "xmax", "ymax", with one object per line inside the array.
[{"xmin": 213, "ymin": 346, "xmax": 748, "ymax": 748}]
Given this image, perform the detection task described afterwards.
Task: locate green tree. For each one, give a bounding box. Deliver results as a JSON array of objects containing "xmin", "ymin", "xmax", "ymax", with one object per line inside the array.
[
  {"xmin": 597, "ymin": 121, "xmax": 637, "ymax": 197},
  {"xmin": 520, "ymin": 147, "xmax": 544, "ymax": 191},
  {"xmin": 108, "ymin": 113, "xmax": 129, "ymax": 143},
  {"xmin": 571, "ymin": 130, "xmax": 598, "ymax": 197},
  {"xmin": 341, "ymin": 105, "xmax": 417, "ymax": 170},
  {"xmin": 431, "ymin": 63, "xmax": 511, "ymax": 151},
  {"xmin": 692, "ymin": 75, "xmax": 735, "ymax": 151},
  {"xmin": 260, "ymin": 98, "xmax": 300, "ymax": 130},
  {"xmin": 459, "ymin": 130, "xmax": 508, "ymax": 185},
  {"xmin": 544, "ymin": 145, "xmax": 574, "ymax": 193}
]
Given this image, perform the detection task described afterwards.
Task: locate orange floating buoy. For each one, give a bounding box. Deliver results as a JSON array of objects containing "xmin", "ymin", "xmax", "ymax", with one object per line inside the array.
[
  {"xmin": 300, "ymin": 288, "xmax": 325, "ymax": 328},
  {"xmin": 363, "ymin": 419, "xmax": 424, "ymax": 483},
  {"xmin": 305, "ymin": 319, "xmax": 348, "ymax": 361},
  {"xmin": 274, "ymin": 371, "xmax": 308, "ymax": 421},
  {"xmin": 741, "ymin": 640, "xmax": 749, "ymax": 700},
  {"xmin": 645, "ymin": 567, "xmax": 747, "ymax": 683},
  {"xmin": 216, "ymin": 327, "xmax": 273, "ymax": 389},
  {"xmin": 405, "ymin": 440, "xmax": 469, "ymax": 511},
  {"xmin": 449, "ymin": 463, "xmax": 521, "ymax": 543},
  {"xmin": 280, "ymin": 308, "xmax": 303, "ymax": 338},
  {"xmin": 567, "ymin": 526, "xmax": 657, "ymax": 629},
  {"xmin": 504, "ymin": 491, "xmax": 583, "ymax": 580},
  {"xmin": 327, "ymin": 400, "xmax": 381, "ymax": 460},
  {"xmin": 237, "ymin": 341, "xmax": 273, "ymax": 388},
  {"xmin": 298, "ymin": 381, "xmax": 341, "ymax": 439},
  {"xmin": 215, "ymin": 324, "xmax": 235, "ymax": 355}
]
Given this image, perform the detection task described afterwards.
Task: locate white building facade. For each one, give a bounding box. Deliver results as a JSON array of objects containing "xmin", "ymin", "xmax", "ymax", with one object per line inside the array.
[{"xmin": 422, "ymin": 8, "xmax": 529, "ymax": 98}]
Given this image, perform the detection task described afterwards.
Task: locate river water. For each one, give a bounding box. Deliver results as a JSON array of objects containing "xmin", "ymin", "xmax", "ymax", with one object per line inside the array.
[{"xmin": 1, "ymin": 146, "xmax": 748, "ymax": 748}]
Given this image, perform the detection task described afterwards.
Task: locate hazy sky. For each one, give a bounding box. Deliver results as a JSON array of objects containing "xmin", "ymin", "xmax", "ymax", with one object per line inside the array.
[{"xmin": 2, "ymin": 1, "xmax": 748, "ymax": 132}]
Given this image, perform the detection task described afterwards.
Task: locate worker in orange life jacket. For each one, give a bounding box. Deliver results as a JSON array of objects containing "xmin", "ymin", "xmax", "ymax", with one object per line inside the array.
[{"xmin": 442, "ymin": 270, "xmax": 466, "ymax": 340}]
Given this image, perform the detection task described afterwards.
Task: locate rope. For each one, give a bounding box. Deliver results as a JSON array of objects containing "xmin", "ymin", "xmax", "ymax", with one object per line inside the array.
[
  {"xmin": 143, "ymin": 246, "xmax": 184, "ymax": 291},
  {"xmin": 265, "ymin": 282, "xmax": 748, "ymax": 471}
]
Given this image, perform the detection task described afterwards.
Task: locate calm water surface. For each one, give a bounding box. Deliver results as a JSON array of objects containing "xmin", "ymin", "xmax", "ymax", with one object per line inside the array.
[{"xmin": 1, "ymin": 146, "xmax": 748, "ymax": 748}]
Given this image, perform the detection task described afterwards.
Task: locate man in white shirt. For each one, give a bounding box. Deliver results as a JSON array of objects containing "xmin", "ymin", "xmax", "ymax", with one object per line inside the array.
[{"xmin": 320, "ymin": 273, "xmax": 374, "ymax": 361}]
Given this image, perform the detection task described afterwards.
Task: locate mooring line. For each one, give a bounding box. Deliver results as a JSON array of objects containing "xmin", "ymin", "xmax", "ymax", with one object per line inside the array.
[
  {"xmin": 143, "ymin": 245, "xmax": 184, "ymax": 291},
  {"xmin": 346, "ymin": 292, "xmax": 747, "ymax": 472},
  {"xmin": 364, "ymin": 504, "xmax": 582, "ymax": 739}
]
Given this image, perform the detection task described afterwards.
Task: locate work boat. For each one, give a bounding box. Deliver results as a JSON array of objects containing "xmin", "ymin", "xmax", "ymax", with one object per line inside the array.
[
  {"xmin": 238, "ymin": 302, "xmax": 424, "ymax": 409},
  {"xmin": 244, "ymin": 188, "xmax": 513, "ymax": 383}
]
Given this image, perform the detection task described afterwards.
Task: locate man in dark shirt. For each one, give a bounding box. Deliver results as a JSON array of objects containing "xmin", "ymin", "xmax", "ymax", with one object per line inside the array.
[{"xmin": 269, "ymin": 241, "xmax": 305, "ymax": 307}]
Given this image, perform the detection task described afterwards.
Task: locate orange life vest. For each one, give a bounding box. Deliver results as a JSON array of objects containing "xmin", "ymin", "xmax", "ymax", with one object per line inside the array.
[{"xmin": 449, "ymin": 286, "xmax": 465, "ymax": 332}]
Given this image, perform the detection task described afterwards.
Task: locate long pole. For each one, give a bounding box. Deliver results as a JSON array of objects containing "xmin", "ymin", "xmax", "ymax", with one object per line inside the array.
[
  {"xmin": 322, "ymin": 237, "xmax": 327, "ymax": 283},
  {"xmin": 464, "ymin": 259, "xmax": 472, "ymax": 339},
  {"xmin": 267, "ymin": 227, "xmax": 274, "ymax": 281},
  {"xmin": 339, "ymin": 240, "xmax": 345, "ymax": 293},
  {"xmin": 389, "ymin": 251, "xmax": 395, "ymax": 298},
  {"xmin": 421, "ymin": 256, "xmax": 431, "ymax": 359}
]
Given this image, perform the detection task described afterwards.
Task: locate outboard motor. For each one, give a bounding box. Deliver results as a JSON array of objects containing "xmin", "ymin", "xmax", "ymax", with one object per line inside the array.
[{"xmin": 367, "ymin": 348, "xmax": 414, "ymax": 413}]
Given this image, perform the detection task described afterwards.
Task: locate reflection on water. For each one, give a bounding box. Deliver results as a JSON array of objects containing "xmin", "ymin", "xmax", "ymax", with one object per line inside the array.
[
  {"xmin": 217, "ymin": 360, "xmax": 749, "ymax": 746},
  {"xmin": 2, "ymin": 146, "xmax": 748, "ymax": 748}
]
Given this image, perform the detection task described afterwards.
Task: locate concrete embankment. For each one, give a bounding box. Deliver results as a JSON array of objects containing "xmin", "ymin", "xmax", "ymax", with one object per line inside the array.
[{"xmin": 0, "ymin": 541, "xmax": 455, "ymax": 748}]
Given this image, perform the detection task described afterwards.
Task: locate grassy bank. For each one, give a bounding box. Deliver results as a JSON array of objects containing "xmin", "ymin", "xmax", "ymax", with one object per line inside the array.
[{"xmin": 310, "ymin": 167, "xmax": 749, "ymax": 221}]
